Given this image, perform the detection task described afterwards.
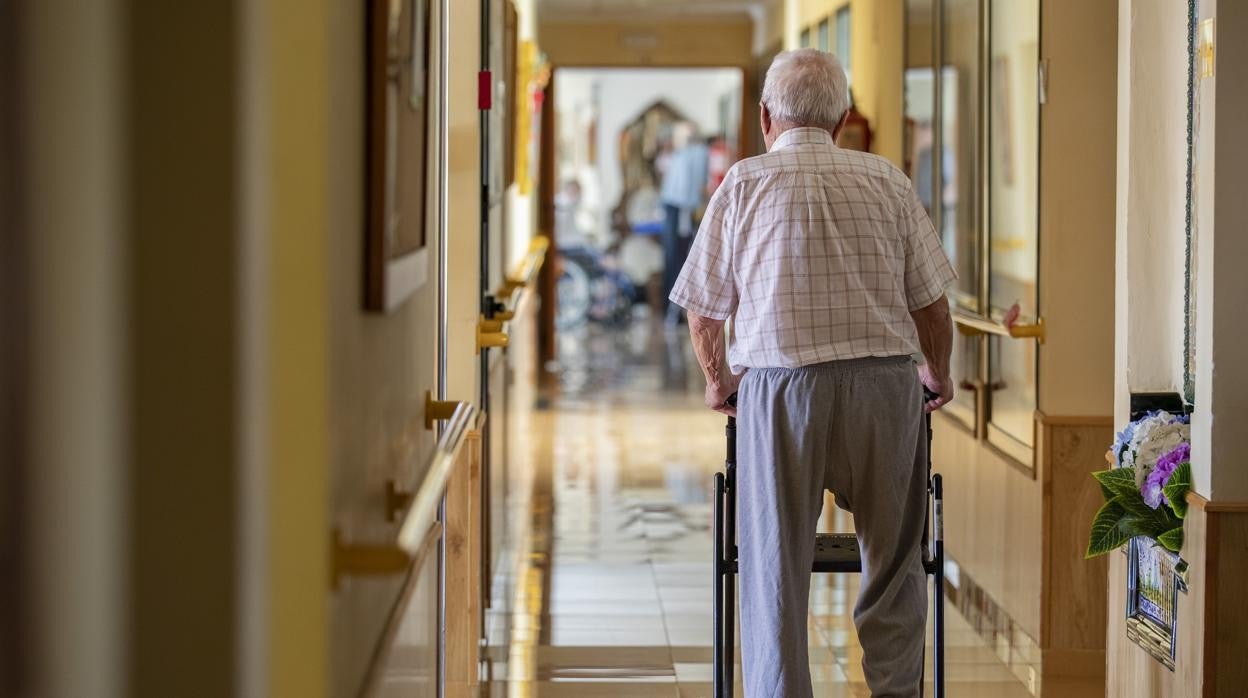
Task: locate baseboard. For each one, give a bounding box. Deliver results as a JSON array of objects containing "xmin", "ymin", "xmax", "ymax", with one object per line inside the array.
[{"xmin": 943, "ymin": 558, "xmax": 1043, "ymax": 695}]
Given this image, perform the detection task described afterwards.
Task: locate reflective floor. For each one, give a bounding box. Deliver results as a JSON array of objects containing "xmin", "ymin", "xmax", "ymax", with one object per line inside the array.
[{"xmin": 486, "ymin": 315, "xmax": 1038, "ymax": 697}]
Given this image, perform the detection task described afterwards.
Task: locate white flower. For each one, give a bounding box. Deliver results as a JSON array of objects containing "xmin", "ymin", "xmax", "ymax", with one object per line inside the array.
[{"xmin": 1129, "ymin": 412, "xmax": 1190, "ymax": 488}]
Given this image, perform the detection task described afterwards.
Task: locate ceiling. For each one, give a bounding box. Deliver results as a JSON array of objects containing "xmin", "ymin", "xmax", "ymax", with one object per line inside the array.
[{"xmin": 536, "ymin": 0, "xmax": 778, "ymax": 21}]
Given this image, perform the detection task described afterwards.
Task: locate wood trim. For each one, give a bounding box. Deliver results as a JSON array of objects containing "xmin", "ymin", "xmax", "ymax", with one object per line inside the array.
[
  {"xmin": 1202, "ymin": 510, "xmax": 1219, "ymax": 698},
  {"xmin": 1039, "ymin": 418, "xmax": 1111, "ymax": 659},
  {"xmin": 536, "ymin": 72, "xmax": 557, "ymax": 386},
  {"xmin": 357, "ymin": 520, "xmax": 444, "ymax": 698},
  {"xmin": 1035, "ymin": 411, "xmax": 1114, "ymax": 427},
  {"xmin": 446, "ymin": 426, "xmax": 483, "ymax": 685},
  {"xmin": 1189, "ymin": 494, "xmax": 1248, "ymax": 513},
  {"xmin": 0, "ymin": 0, "xmax": 25, "ymax": 685}
]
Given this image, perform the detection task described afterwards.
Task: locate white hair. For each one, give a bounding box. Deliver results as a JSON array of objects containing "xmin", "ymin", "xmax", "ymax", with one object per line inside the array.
[{"xmin": 761, "ymin": 49, "xmax": 850, "ymax": 129}]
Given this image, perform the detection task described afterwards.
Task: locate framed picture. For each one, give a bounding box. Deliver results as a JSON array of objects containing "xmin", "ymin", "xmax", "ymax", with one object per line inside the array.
[
  {"xmin": 1125, "ymin": 536, "xmax": 1189, "ymax": 670},
  {"xmin": 365, "ymin": 0, "xmax": 432, "ymax": 312}
]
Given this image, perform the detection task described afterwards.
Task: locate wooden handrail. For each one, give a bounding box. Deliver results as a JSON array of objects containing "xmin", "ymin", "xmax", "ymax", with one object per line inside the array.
[
  {"xmin": 482, "ymin": 235, "xmax": 549, "ymax": 352},
  {"xmin": 953, "ymin": 311, "xmax": 1045, "ymax": 344},
  {"xmin": 333, "ymin": 400, "xmax": 479, "ymax": 588},
  {"xmin": 494, "ymin": 235, "xmax": 549, "ymax": 300},
  {"xmin": 397, "ymin": 401, "xmax": 478, "ymax": 554}
]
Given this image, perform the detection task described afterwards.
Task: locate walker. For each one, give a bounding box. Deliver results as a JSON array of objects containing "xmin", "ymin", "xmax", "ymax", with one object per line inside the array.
[{"xmin": 711, "ymin": 393, "xmax": 946, "ymax": 697}]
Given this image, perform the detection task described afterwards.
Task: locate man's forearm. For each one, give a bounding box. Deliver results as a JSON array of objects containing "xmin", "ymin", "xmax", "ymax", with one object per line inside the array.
[
  {"xmin": 688, "ymin": 312, "xmax": 731, "ymax": 386},
  {"xmin": 911, "ymin": 298, "xmax": 953, "ymax": 379}
]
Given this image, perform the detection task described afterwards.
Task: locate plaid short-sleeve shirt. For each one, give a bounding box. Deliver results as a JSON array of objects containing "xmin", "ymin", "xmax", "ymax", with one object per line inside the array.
[{"xmin": 669, "ymin": 127, "xmax": 956, "ymax": 372}]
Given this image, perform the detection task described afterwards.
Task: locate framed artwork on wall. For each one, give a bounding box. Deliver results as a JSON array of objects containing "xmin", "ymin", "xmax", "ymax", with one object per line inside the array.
[
  {"xmin": 1125, "ymin": 536, "xmax": 1188, "ymax": 670},
  {"xmin": 365, "ymin": 0, "xmax": 432, "ymax": 312}
]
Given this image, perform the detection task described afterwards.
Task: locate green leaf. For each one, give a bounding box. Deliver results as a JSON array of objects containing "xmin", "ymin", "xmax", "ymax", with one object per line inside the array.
[
  {"xmin": 1164, "ymin": 463, "xmax": 1192, "ymax": 518},
  {"xmin": 1093, "ymin": 468, "xmax": 1139, "ymax": 500},
  {"xmin": 1087, "ymin": 498, "xmax": 1132, "ymax": 558},
  {"xmin": 1157, "ymin": 527, "xmax": 1184, "ymax": 552},
  {"xmin": 1169, "ymin": 461, "xmax": 1192, "ymax": 488},
  {"xmin": 1120, "ymin": 498, "xmax": 1183, "ymax": 540}
]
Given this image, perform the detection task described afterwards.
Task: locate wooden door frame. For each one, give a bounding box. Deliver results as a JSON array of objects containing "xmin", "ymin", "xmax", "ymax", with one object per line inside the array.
[{"xmin": 0, "ymin": 0, "xmax": 27, "ymax": 691}]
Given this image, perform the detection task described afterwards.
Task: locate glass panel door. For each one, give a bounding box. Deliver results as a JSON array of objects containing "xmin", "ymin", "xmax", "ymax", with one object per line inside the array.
[
  {"xmin": 940, "ymin": 0, "xmax": 983, "ymax": 423},
  {"xmin": 986, "ymin": 0, "xmax": 1040, "ymax": 450},
  {"xmin": 941, "ymin": 0, "xmax": 982, "ymax": 313}
]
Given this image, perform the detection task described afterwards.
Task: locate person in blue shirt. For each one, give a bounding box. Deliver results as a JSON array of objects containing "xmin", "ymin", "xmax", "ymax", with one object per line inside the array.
[{"xmin": 658, "ymin": 121, "xmax": 709, "ymax": 325}]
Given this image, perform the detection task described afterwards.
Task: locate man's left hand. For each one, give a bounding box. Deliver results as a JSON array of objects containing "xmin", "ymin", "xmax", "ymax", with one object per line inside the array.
[{"xmin": 705, "ymin": 377, "xmax": 739, "ymax": 416}]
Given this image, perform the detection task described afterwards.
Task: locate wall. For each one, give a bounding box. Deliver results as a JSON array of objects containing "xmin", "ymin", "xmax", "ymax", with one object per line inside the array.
[
  {"xmin": 1117, "ymin": 0, "xmax": 1248, "ymax": 502},
  {"xmin": 787, "ymin": 0, "xmax": 905, "ymax": 167},
  {"xmin": 1203, "ymin": 0, "xmax": 1248, "ymax": 501},
  {"xmin": 1106, "ymin": 497, "xmax": 1248, "ymax": 698},
  {"xmin": 260, "ymin": 0, "xmax": 333, "ymax": 694},
  {"xmin": 1108, "ymin": 0, "xmax": 1248, "ymax": 693},
  {"xmin": 447, "ymin": 0, "xmax": 484, "ymax": 404},
  {"xmin": 1039, "ymin": 0, "xmax": 1118, "ymax": 419},
  {"xmin": 324, "ymin": 0, "xmax": 445, "ymax": 694},
  {"xmin": 125, "ymin": 2, "xmax": 245, "ymax": 694},
  {"xmin": 505, "ymin": 0, "xmax": 540, "ymax": 269},
  {"xmin": 931, "ymin": 2, "xmax": 1119, "ymax": 692},
  {"xmin": 539, "ymin": 16, "xmax": 754, "ymax": 68},
  {"xmin": 1113, "ymin": 0, "xmax": 1190, "ymax": 429},
  {"xmin": 20, "ymin": 1, "xmax": 128, "ymax": 695}
]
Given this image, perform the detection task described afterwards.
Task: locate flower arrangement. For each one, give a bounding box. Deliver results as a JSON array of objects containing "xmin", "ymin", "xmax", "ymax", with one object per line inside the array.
[{"xmin": 1086, "ymin": 411, "xmax": 1192, "ymax": 558}]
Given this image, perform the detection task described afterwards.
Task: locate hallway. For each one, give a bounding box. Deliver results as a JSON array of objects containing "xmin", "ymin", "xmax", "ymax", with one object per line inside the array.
[
  {"xmin": 12, "ymin": 1, "xmax": 1248, "ymax": 696},
  {"xmin": 485, "ymin": 321, "xmax": 1035, "ymax": 697}
]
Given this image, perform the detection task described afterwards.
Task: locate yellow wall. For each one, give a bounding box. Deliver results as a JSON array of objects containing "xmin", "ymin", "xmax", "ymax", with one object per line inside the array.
[
  {"xmin": 262, "ymin": 0, "xmax": 332, "ymax": 695},
  {"xmin": 934, "ymin": 1, "xmax": 1118, "ymax": 689},
  {"xmin": 1041, "ymin": 0, "xmax": 1117, "ymax": 418},
  {"xmin": 448, "ymin": 0, "xmax": 484, "ymax": 403},
  {"xmin": 322, "ymin": 0, "xmax": 447, "ymax": 694},
  {"xmin": 786, "ymin": 0, "xmax": 904, "ymax": 166},
  {"xmin": 539, "ymin": 16, "xmax": 754, "ymax": 68}
]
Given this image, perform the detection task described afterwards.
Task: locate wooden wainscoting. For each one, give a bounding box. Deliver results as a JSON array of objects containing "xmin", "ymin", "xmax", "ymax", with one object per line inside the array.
[
  {"xmin": 366, "ymin": 420, "xmax": 484, "ymax": 698},
  {"xmin": 933, "ymin": 410, "xmax": 1113, "ymax": 695},
  {"xmin": 1037, "ymin": 413, "xmax": 1113, "ymax": 685},
  {"xmin": 1106, "ymin": 495, "xmax": 1248, "ymax": 698},
  {"xmin": 364, "ymin": 523, "xmax": 444, "ymax": 698},
  {"xmin": 446, "ymin": 425, "xmax": 484, "ymax": 697},
  {"xmin": 931, "ymin": 409, "xmax": 1044, "ymax": 642}
]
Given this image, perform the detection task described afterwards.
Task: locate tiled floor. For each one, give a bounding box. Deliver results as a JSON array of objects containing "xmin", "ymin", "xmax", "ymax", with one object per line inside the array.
[{"xmin": 485, "ymin": 318, "xmax": 1039, "ymax": 697}]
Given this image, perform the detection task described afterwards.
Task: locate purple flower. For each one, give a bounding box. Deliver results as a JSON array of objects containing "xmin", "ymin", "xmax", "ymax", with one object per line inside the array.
[{"xmin": 1142, "ymin": 443, "xmax": 1190, "ymax": 509}]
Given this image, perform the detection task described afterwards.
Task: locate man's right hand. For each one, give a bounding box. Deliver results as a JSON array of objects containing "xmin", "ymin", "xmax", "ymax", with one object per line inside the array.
[{"xmin": 918, "ymin": 364, "xmax": 953, "ymax": 413}]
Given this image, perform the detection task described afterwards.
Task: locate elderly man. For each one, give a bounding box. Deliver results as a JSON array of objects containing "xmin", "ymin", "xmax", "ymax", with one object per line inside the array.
[{"xmin": 670, "ymin": 49, "xmax": 955, "ymax": 697}]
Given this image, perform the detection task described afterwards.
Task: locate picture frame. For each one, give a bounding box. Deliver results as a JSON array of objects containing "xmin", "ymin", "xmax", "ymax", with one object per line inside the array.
[
  {"xmin": 365, "ymin": 0, "xmax": 433, "ymax": 312},
  {"xmin": 1125, "ymin": 536, "xmax": 1188, "ymax": 670}
]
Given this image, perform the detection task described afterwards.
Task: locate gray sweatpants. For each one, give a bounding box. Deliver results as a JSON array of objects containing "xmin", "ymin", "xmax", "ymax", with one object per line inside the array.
[{"xmin": 736, "ymin": 356, "xmax": 928, "ymax": 698}]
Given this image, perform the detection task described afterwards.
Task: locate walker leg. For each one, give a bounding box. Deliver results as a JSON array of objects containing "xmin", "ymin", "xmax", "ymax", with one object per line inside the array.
[
  {"xmin": 933, "ymin": 474, "xmax": 945, "ymax": 698},
  {"xmin": 722, "ymin": 466, "xmax": 736, "ymax": 695},
  {"xmin": 713, "ymin": 472, "xmax": 725, "ymax": 698}
]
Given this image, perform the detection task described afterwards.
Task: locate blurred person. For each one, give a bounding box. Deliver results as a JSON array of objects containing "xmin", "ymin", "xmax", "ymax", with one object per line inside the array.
[
  {"xmin": 706, "ymin": 132, "xmax": 733, "ymax": 196},
  {"xmin": 658, "ymin": 121, "xmax": 708, "ymax": 325},
  {"xmin": 669, "ymin": 49, "xmax": 955, "ymax": 698},
  {"xmin": 912, "ymin": 119, "xmax": 957, "ymax": 261},
  {"xmin": 554, "ymin": 178, "xmax": 587, "ymax": 247}
]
